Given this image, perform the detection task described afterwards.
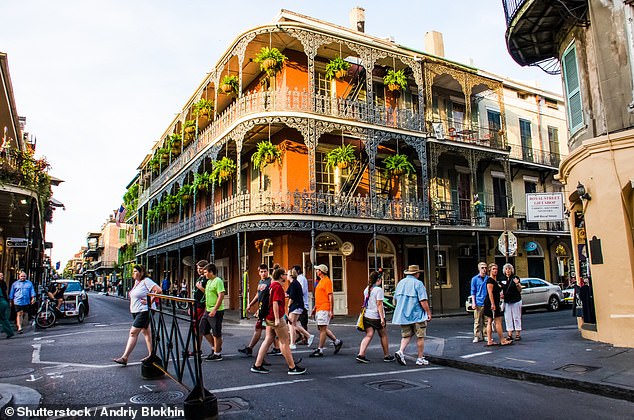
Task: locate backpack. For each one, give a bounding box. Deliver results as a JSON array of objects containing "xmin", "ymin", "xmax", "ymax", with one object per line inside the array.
[{"xmin": 257, "ymin": 285, "xmax": 270, "ymax": 321}]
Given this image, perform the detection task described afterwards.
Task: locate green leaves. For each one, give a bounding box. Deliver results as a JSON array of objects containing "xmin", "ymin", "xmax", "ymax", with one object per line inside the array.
[
  {"xmin": 383, "ymin": 69, "xmax": 408, "ymax": 91},
  {"xmin": 254, "ymin": 47, "xmax": 287, "ymax": 77},
  {"xmin": 383, "ymin": 153, "xmax": 415, "ymax": 177},
  {"xmin": 251, "ymin": 141, "xmax": 282, "ymax": 170},
  {"xmin": 325, "ymin": 144, "xmax": 356, "ymax": 169},
  {"xmin": 325, "ymin": 56, "xmax": 351, "ymax": 80}
]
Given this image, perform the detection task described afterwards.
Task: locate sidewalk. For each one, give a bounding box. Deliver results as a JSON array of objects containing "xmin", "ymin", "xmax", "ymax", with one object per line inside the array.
[{"xmin": 105, "ymin": 293, "xmax": 634, "ymax": 403}]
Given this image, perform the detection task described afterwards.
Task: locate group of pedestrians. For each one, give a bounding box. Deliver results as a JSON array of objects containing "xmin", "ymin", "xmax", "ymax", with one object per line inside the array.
[
  {"xmin": 470, "ymin": 262, "xmax": 523, "ymax": 347},
  {"xmin": 356, "ymin": 265, "xmax": 431, "ymax": 366}
]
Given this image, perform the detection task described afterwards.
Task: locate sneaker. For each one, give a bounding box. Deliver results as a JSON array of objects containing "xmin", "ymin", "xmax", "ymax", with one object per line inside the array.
[
  {"xmin": 307, "ymin": 334, "xmax": 315, "ymax": 347},
  {"xmin": 309, "ymin": 349, "xmax": 324, "ymax": 358},
  {"xmin": 238, "ymin": 346, "xmax": 252, "ymax": 356},
  {"xmin": 17, "ymin": 329, "xmax": 23, "ymax": 334},
  {"xmin": 205, "ymin": 354, "xmax": 223, "ymax": 361},
  {"xmin": 250, "ymin": 365, "xmax": 270, "ymax": 374},
  {"xmin": 472, "ymin": 337, "xmax": 480, "ymax": 343},
  {"xmin": 267, "ymin": 348, "xmax": 281, "ymax": 356},
  {"xmin": 395, "ymin": 351, "xmax": 406, "ymax": 366},
  {"xmin": 416, "ymin": 357, "xmax": 429, "ymax": 366},
  {"xmin": 383, "ymin": 355, "xmax": 395, "ymax": 362},
  {"xmin": 334, "ymin": 339, "xmax": 343, "ymax": 354},
  {"xmin": 355, "ymin": 355, "xmax": 370, "ymax": 363},
  {"xmin": 288, "ymin": 365, "xmax": 307, "ymax": 375},
  {"xmin": 289, "ymin": 344, "xmax": 297, "ymax": 350}
]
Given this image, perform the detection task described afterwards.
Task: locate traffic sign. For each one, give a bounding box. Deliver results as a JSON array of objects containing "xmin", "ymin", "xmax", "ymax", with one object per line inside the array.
[{"xmin": 498, "ymin": 231, "xmax": 518, "ymax": 256}]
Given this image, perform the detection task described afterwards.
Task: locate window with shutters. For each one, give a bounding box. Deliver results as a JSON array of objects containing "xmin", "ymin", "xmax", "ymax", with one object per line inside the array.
[{"xmin": 562, "ymin": 43, "xmax": 584, "ymax": 134}]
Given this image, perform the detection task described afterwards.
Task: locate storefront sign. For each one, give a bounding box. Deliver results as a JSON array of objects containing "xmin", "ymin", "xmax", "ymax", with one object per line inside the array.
[
  {"xmin": 340, "ymin": 242, "xmax": 354, "ymax": 256},
  {"xmin": 526, "ymin": 193, "xmax": 564, "ymax": 222},
  {"xmin": 6, "ymin": 237, "xmax": 30, "ymax": 248}
]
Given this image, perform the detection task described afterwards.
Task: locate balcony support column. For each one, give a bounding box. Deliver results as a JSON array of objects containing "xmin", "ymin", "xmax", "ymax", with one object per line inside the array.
[
  {"xmin": 234, "ymin": 33, "xmax": 255, "ymax": 98},
  {"xmin": 349, "ymin": 45, "xmax": 385, "ymax": 108},
  {"xmin": 403, "ymin": 135, "xmax": 429, "ymax": 219},
  {"xmin": 467, "ymin": 150, "xmax": 477, "ymax": 222},
  {"xmin": 287, "ymin": 29, "xmax": 329, "ymax": 112},
  {"xmin": 365, "ymin": 130, "xmax": 380, "ymax": 211},
  {"xmin": 503, "ymin": 157, "xmax": 513, "ymax": 215}
]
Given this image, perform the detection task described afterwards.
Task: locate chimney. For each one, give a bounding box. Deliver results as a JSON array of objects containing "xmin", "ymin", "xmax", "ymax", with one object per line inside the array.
[
  {"xmin": 425, "ymin": 31, "xmax": 445, "ymax": 57},
  {"xmin": 350, "ymin": 7, "xmax": 365, "ymax": 33}
]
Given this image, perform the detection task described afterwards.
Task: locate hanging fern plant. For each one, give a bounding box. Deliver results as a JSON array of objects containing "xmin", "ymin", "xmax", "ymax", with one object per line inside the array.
[
  {"xmin": 383, "ymin": 69, "xmax": 408, "ymax": 92},
  {"xmin": 383, "ymin": 153, "xmax": 415, "ymax": 178},
  {"xmin": 254, "ymin": 47, "xmax": 287, "ymax": 77},
  {"xmin": 251, "ymin": 141, "xmax": 282, "ymax": 170}
]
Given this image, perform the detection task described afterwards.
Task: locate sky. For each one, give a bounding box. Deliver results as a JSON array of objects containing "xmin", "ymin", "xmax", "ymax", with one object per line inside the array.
[{"xmin": 0, "ymin": 0, "xmax": 563, "ymax": 270}]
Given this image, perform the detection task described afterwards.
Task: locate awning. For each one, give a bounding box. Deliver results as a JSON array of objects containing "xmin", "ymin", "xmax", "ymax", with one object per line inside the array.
[{"xmin": 49, "ymin": 197, "xmax": 65, "ymax": 208}]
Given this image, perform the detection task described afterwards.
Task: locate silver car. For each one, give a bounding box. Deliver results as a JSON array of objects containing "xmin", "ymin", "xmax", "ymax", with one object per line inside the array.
[{"xmin": 519, "ymin": 278, "xmax": 564, "ymax": 311}]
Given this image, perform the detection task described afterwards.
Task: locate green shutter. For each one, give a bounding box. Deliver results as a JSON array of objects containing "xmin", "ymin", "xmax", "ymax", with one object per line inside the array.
[{"xmin": 562, "ymin": 44, "xmax": 584, "ymax": 134}]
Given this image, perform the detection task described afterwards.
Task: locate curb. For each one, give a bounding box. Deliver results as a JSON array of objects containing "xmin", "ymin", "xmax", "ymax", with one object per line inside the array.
[{"xmin": 425, "ymin": 355, "xmax": 634, "ymax": 403}]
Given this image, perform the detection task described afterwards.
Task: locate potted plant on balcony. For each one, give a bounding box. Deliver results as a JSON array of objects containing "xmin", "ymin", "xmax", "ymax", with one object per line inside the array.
[
  {"xmin": 193, "ymin": 171, "xmax": 212, "ymax": 192},
  {"xmin": 183, "ymin": 120, "xmax": 196, "ymax": 145},
  {"xmin": 325, "ymin": 56, "xmax": 351, "ymax": 80},
  {"xmin": 383, "ymin": 153, "xmax": 415, "ymax": 178},
  {"xmin": 210, "ymin": 156, "xmax": 237, "ymax": 186},
  {"xmin": 168, "ymin": 134, "xmax": 182, "ymax": 155},
  {"xmin": 178, "ymin": 183, "xmax": 195, "ymax": 204},
  {"xmin": 219, "ymin": 74, "xmax": 239, "ymax": 95},
  {"xmin": 383, "ymin": 69, "xmax": 408, "ymax": 92},
  {"xmin": 251, "ymin": 140, "xmax": 282, "ymax": 170},
  {"xmin": 193, "ymin": 98, "xmax": 214, "ymax": 128},
  {"xmin": 325, "ymin": 143, "xmax": 356, "ymax": 170},
  {"xmin": 254, "ymin": 47, "xmax": 287, "ymax": 77},
  {"xmin": 147, "ymin": 207, "xmax": 160, "ymax": 222}
]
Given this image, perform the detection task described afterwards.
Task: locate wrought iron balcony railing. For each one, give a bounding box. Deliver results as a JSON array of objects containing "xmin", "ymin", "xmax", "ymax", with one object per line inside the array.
[
  {"xmin": 502, "ymin": 0, "xmax": 526, "ymax": 24},
  {"xmin": 509, "ymin": 145, "xmax": 561, "ymax": 167},
  {"xmin": 146, "ymin": 190, "xmax": 425, "ymax": 248}
]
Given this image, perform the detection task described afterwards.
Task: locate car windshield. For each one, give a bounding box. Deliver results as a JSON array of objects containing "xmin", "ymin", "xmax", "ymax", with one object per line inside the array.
[{"xmin": 63, "ymin": 282, "xmax": 82, "ymax": 292}]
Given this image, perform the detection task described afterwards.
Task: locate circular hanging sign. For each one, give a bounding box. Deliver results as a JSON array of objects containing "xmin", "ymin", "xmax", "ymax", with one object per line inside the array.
[
  {"xmin": 525, "ymin": 241, "xmax": 538, "ymax": 252},
  {"xmin": 340, "ymin": 242, "xmax": 354, "ymax": 256}
]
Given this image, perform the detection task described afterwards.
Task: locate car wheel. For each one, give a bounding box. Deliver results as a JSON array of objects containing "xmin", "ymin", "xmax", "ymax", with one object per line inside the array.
[
  {"xmin": 547, "ymin": 296, "xmax": 560, "ymax": 312},
  {"xmin": 77, "ymin": 306, "xmax": 85, "ymax": 323},
  {"xmin": 84, "ymin": 301, "xmax": 89, "ymax": 316}
]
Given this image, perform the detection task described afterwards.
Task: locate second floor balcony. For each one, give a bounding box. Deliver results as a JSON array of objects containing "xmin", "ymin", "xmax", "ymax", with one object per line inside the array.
[{"xmin": 146, "ymin": 190, "xmax": 425, "ymax": 248}]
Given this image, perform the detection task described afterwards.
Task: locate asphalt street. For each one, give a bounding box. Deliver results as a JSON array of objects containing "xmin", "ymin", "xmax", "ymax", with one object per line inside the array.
[{"xmin": 0, "ymin": 293, "xmax": 632, "ymax": 419}]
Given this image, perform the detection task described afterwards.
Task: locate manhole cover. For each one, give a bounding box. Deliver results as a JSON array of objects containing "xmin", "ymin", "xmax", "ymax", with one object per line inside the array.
[
  {"xmin": 130, "ymin": 391, "xmax": 184, "ymax": 404},
  {"xmin": 217, "ymin": 397, "xmax": 249, "ymax": 414},
  {"xmin": 556, "ymin": 364, "xmax": 600, "ymax": 374},
  {"xmin": 0, "ymin": 368, "xmax": 34, "ymax": 378},
  {"xmin": 365, "ymin": 378, "xmax": 429, "ymax": 393}
]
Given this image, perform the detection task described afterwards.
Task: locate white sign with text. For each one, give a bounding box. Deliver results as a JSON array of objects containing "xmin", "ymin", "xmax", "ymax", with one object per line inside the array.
[{"xmin": 526, "ymin": 193, "xmax": 564, "ymax": 222}]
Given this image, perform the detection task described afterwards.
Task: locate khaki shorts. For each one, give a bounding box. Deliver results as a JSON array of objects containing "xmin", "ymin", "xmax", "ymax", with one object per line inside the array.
[
  {"xmin": 315, "ymin": 310, "xmax": 331, "ymax": 326},
  {"xmin": 400, "ymin": 321, "xmax": 427, "ymax": 339}
]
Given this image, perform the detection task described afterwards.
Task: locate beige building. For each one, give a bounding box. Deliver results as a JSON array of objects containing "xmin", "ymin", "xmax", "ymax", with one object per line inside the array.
[
  {"xmin": 505, "ymin": 0, "xmax": 634, "ymax": 347},
  {"xmin": 84, "ymin": 215, "xmax": 128, "ymax": 289}
]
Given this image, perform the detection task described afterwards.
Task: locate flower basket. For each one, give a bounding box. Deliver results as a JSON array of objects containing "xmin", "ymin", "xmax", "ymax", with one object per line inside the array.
[
  {"xmin": 265, "ymin": 154, "xmax": 277, "ymax": 165},
  {"xmin": 325, "ymin": 144, "xmax": 356, "ymax": 170},
  {"xmin": 391, "ymin": 167, "xmax": 405, "ymax": 176},
  {"xmin": 261, "ymin": 58, "xmax": 277, "ymax": 71},
  {"xmin": 335, "ymin": 69, "xmax": 348, "ymax": 79},
  {"xmin": 251, "ymin": 140, "xmax": 282, "ymax": 170},
  {"xmin": 337, "ymin": 161, "xmax": 349, "ymax": 169},
  {"xmin": 387, "ymin": 83, "xmax": 400, "ymax": 92}
]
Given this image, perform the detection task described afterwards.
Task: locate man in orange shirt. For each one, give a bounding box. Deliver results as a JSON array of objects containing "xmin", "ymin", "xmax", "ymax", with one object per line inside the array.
[{"xmin": 309, "ymin": 264, "xmax": 343, "ymax": 357}]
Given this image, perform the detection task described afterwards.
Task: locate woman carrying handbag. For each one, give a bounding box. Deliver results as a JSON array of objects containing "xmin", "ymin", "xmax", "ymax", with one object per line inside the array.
[{"xmin": 356, "ymin": 271, "xmax": 395, "ymax": 363}]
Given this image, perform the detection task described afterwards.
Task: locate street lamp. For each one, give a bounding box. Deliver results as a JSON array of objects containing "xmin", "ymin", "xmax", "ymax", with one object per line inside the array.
[{"xmin": 576, "ymin": 182, "xmax": 591, "ymax": 201}]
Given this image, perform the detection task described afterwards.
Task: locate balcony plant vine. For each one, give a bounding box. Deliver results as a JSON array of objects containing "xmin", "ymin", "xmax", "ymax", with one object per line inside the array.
[
  {"xmin": 210, "ymin": 156, "xmax": 237, "ymax": 186},
  {"xmin": 183, "ymin": 120, "xmax": 196, "ymax": 145},
  {"xmin": 325, "ymin": 56, "xmax": 351, "ymax": 80},
  {"xmin": 193, "ymin": 98, "xmax": 214, "ymax": 120},
  {"xmin": 383, "ymin": 69, "xmax": 408, "ymax": 92},
  {"xmin": 325, "ymin": 143, "xmax": 356, "ymax": 170},
  {"xmin": 254, "ymin": 47, "xmax": 287, "ymax": 77},
  {"xmin": 193, "ymin": 171, "xmax": 213, "ymax": 192},
  {"xmin": 219, "ymin": 74, "xmax": 239, "ymax": 95},
  {"xmin": 251, "ymin": 140, "xmax": 282, "ymax": 170},
  {"xmin": 383, "ymin": 153, "xmax": 415, "ymax": 178}
]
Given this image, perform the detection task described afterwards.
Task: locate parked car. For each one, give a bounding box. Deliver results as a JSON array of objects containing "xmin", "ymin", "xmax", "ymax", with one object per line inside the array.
[
  {"xmin": 519, "ymin": 278, "xmax": 563, "ymax": 312},
  {"xmin": 464, "ymin": 278, "xmax": 563, "ymax": 312}
]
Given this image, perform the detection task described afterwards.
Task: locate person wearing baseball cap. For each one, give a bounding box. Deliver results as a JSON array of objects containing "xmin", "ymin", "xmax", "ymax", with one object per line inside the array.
[{"xmin": 309, "ymin": 264, "xmax": 343, "ymax": 357}]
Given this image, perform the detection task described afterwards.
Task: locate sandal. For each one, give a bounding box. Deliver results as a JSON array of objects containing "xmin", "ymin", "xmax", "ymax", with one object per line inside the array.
[
  {"xmin": 500, "ymin": 339, "xmax": 514, "ymax": 346},
  {"xmin": 486, "ymin": 342, "xmax": 499, "ymax": 347},
  {"xmin": 113, "ymin": 357, "xmax": 128, "ymax": 366},
  {"xmin": 506, "ymin": 335, "xmax": 513, "ymax": 341}
]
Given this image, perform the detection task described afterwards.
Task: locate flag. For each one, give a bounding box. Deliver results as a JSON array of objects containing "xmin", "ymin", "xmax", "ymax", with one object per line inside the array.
[{"xmin": 116, "ymin": 205, "xmax": 126, "ymax": 227}]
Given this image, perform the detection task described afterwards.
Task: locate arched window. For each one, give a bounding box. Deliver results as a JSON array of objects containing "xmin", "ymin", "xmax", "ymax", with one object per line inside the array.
[{"xmin": 368, "ymin": 236, "xmax": 396, "ymax": 294}]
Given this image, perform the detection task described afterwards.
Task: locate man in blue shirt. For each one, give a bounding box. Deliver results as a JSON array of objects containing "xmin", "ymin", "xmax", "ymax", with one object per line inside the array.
[
  {"xmin": 8, "ymin": 271, "xmax": 36, "ymax": 334},
  {"xmin": 392, "ymin": 265, "xmax": 432, "ymax": 367},
  {"xmin": 470, "ymin": 262, "xmax": 489, "ymax": 343}
]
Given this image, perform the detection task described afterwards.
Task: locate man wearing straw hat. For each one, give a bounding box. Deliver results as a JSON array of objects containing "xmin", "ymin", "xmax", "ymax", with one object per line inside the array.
[{"xmin": 393, "ymin": 265, "xmax": 432, "ymax": 366}]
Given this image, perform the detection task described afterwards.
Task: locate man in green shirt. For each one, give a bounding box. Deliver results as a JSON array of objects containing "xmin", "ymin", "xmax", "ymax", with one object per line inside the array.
[{"xmin": 201, "ymin": 263, "xmax": 225, "ymax": 361}]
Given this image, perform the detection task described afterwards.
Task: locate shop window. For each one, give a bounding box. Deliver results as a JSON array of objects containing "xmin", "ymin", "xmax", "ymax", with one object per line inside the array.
[
  {"xmin": 368, "ymin": 237, "xmax": 396, "ymax": 294},
  {"xmin": 434, "ymin": 249, "xmax": 449, "ymax": 287}
]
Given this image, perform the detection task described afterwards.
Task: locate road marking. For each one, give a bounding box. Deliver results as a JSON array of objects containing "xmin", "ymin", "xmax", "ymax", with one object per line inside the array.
[
  {"xmin": 26, "ymin": 374, "xmax": 42, "ymax": 382},
  {"xmin": 210, "ymin": 379, "xmax": 313, "ymax": 393},
  {"xmin": 334, "ymin": 367, "xmax": 443, "ymax": 379},
  {"xmin": 504, "ymin": 357, "xmax": 536, "ymax": 364},
  {"xmin": 31, "ymin": 328, "xmax": 129, "ymax": 340},
  {"xmin": 460, "ymin": 351, "xmax": 492, "ymax": 359},
  {"xmin": 32, "ymin": 344, "xmax": 41, "ymax": 363}
]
